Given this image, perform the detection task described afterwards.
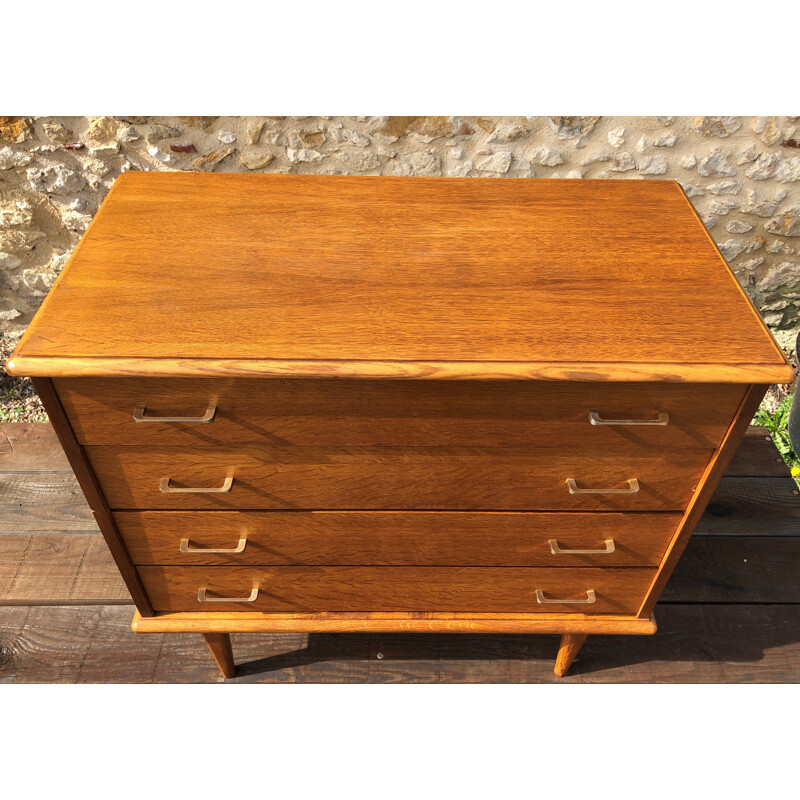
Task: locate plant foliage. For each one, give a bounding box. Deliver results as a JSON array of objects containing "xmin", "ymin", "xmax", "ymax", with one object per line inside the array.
[{"xmin": 753, "ymin": 395, "xmax": 800, "ymax": 481}]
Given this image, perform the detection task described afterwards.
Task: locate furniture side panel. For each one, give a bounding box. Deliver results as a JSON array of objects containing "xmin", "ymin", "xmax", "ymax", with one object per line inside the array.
[{"xmin": 31, "ymin": 377, "xmax": 154, "ymax": 616}]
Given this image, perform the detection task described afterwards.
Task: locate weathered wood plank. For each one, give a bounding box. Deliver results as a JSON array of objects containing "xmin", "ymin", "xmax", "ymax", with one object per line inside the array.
[
  {"xmin": 0, "ymin": 423, "xmax": 793, "ymax": 535},
  {"xmin": 2, "ymin": 474, "xmax": 793, "ymax": 537},
  {"xmin": 3, "ymin": 529, "xmax": 798, "ymax": 606},
  {"xmin": 725, "ymin": 427, "xmax": 791, "ymax": 478},
  {"xmin": 0, "ymin": 606, "xmax": 114, "ymax": 683},
  {"xmin": 696, "ymin": 477, "xmax": 800, "ymax": 536},
  {"xmin": 0, "ymin": 423, "xmax": 70, "ymax": 471},
  {"xmin": 0, "ymin": 472, "xmax": 99, "ymax": 531},
  {"xmin": 0, "ymin": 606, "xmax": 30, "ymax": 673},
  {"xmin": 1, "ymin": 603, "xmax": 798, "ymax": 683},
  {"xmin": 2, "ymin": 423, "xmax": 787, "ymax": 475},
  {"xmin": 0, "ymin": 534, "xmax": 130, "ymax": 603},
  {"xmin": 0, "ymin": 605, "xmax": 369, "ymax": 684},
  {"xmin": 0, "ymin": 423, "xmax": 788, "ymax": 475},
  {"xmin": 663, "ymin": 535, "xmax": 800, "ymax": 603}
]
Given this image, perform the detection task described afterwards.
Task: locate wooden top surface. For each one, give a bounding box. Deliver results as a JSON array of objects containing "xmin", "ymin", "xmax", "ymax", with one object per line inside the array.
[{"xmin": 8, "ymin": 172, "xmax": 792, "ymax": 382}]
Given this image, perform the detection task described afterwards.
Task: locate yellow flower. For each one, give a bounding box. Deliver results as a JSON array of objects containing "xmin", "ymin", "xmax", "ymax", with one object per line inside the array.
[{"xmin": 792, "ymin": 466, "xmax": 800, "ymax": 477}]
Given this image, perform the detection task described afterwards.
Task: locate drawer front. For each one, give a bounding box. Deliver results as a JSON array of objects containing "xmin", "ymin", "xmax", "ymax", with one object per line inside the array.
[
  {"xmin": 57, "ymin": 378, "xmax": 744, "ymax": 449},
  {"xmin": 138, "ymin": 565, "xmax": 656, "ymax": 613},
  {"xmin": 117, "ymin": 510, "xmax": 680, "ymax": 566},
  {"xmin": 88, "ymin": 445, "xmax": 711, "ymax": 511}
]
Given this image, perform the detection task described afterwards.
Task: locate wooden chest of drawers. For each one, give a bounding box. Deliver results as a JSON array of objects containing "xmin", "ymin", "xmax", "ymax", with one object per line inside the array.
[{"xmin": 7, "ymin": 173, "xmax": 793, "ymax": 678}]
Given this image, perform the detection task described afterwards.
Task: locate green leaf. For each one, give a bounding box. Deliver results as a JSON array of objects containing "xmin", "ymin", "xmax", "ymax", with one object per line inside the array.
[
  {"xmin": 753, "ymin": 394, "xmax": 795, "ymax": 436},
  {"xmin": 753, "ymin": 409, "xmax": 776, "ymax": 432}
]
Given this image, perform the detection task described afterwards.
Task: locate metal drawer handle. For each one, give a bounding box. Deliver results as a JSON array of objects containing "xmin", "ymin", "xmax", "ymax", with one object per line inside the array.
[
  {"xmin": 180, "ymin": 538, "xmax": 247, "ymax": 554},
  {"xmin": 159, "ymin": 475, "xmax": 234, "ymax": 493},
  {"xmin": 566, "ymin": 478, "xmax": 639, "ymax": 495},
  {"xmin": 589, "ymin": 409, "xmax": 669, "ymax": 426},
  {"xmin": 536, "ymin": 589, "xmax": 596, "ymax": 605},
  {"xmin": 549, "ymin": 539, "xmax": 615, "ymax": 555},
  {"xmin": 133, "ymin": 404, "xmax": 216, "ymax": 423},
  {"xmin": 198, "ymin": 585, "xmax": 259, "ymax": 603}
]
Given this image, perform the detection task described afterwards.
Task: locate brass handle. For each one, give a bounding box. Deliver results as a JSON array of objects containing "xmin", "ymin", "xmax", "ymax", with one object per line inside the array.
[
  {"xmin": 549, "ymin": 539, "xmax": 615, "ymax": 555},
  {"xmin": 589, "ymin": 409, "xmax": 668, "ymax": 426},
  {"xmin": 566, "ymin": 478, "xmax": 639, "ymax": 495},
  {"xmin": 133, "ymin": 404, "xmax": 216, "ymax": 423},
  {"xmin": 159, "ymin": 475, "xmax": 234, "ymax": 493},
  {"xmin": 180, "ymin": 538, "xmax": 247, "ymax": 554},
  {"xmin": 536, "ymin": 589, "xmax": 596, "ymax": 605},
  {"xmin": 198, "ymin": 584, "xmax": 259, "ymax": 603}
]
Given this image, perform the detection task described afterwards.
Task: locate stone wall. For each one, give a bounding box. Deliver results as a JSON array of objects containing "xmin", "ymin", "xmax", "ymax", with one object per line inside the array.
[{"xmin": 2, "ymin": 115, "xmax": 799, "ymax": 353}]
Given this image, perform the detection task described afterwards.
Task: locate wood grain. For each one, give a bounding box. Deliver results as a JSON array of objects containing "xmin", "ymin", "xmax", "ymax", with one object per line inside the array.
[
  {"xmin": 8, "ymin": 174, "xmax": 791, "ymax": 383},
  {"xmin": 12, "ymin": 356, "xmax": 794, "ymax": 383},
  {"xmin": 87, "ymin": 444, "xmax": 711, "ymax": 511},
  {"xmin": 202, "ymin": 633, "xmax": 235, "ymax": 678},
  {"xmin": 359, "ymin": 604, "xmax": 800, "ymax": 683},
  {"xmin": 726, "ymin": 427, "xmax": 793, "ymax": 477},
  {"xmin": 115, "ymin": 510, "xmax": 680, "ymax": 567},
  {"xmin": 7, "ymin": 531, "xmax": 795, "ymax": 607},
  {"xmin": 2, "ymin": 172, "xmax": 793, "ymax": 679},
  {"xmin": 132, "ymin": 609, "xmax": 657, "ymax": 635},
  {"xmin": 31, "ymin": 378, "xmax": 153, "ymax": 615},
  {"xmin": 696, "ymin": 477, "xmax": 800, "ymax": 535},
  {"xmin": 0, "ymin": 533, "xmax": 129, "ymax": 603},
  {"xmin": 555, "ymin": 633, "xmax": 587, "ymax": 677},
  {"xmin": 664, "ymin": 535, "xmax": 800, "ymax": 603},
  {"xmin": 55, "ymin": 377, "xmax": 744, "ymax": 448},
  {"xmin": 17, "ymin": 473, "xmax": 790, "ymax": 537},
  {"xmin": 4, "ymin": 604, "xmax": 798, "ymax": 683},
  {"xmin": 637, "ymin": 384, "xmax": 767, "ymax": 616},
  {"xmin": 138, "ymin": 565, "xmax": 655, "ymax": 614},
  {"xmin": 3, "ymin": 424, "xmax": 787, "ymax": 532},
  {"xmin": 0, "ymin": 423, "xmax": 70, "ymax": 471},
  {"xmin": 0, "ymin": 472, "xmax": 98, "ymax": 531}
]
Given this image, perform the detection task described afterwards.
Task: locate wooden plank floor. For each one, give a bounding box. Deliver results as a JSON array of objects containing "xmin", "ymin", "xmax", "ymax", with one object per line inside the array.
[{"xmin": 1, "ymin": 424, "xmax": 798, "ymax": 683}]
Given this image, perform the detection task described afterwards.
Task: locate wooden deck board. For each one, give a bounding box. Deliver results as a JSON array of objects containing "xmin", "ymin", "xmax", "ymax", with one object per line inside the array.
[
  {"xmin": 3, "ymin": 533, "xmax": 798, "ymax": 605},
  {"xmin": 725, "ymin": 427, "xmax": 792, "ymax": 477},
  {"xmin": 0, "ymin": 473, "xmax": 99, "ymax": 531},
  {"xmin": 695, "ymin": 477, "xmax": 800, "ymax": 536},
  {"xmin": 0, "ymin": 423, "xmax": 70, "ymax": 472},
  {"xmin": 1, "ymin": 603, "xmax": 798, "ymax": 683},
  {"xmin": 662, "ymin": 536, "xmax": 800, "ymax": 603},
  {"xmin": 0, "ymin": 427, "xmax": 789, "ymax": 536},
  {"xmin": 1, "ymin": 421, "xmax": 798, "ymax": 682},
  {"xmin": 1, "ymin": 472, "xmax": 793, "ymax": 535},
  {"xmin": 0, "ymin": 534, "xmax": 129, "ymax": 603}
]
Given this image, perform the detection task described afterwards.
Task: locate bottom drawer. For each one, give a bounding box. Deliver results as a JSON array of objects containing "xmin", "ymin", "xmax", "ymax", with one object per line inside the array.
[{"xmin": 138, "ymin": 566, "xmax": 656, "ymax": 614}]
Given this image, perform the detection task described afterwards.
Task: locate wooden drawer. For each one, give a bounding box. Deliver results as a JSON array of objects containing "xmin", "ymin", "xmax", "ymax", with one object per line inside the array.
[
  {"xmin": 88, "ymin": 445, "xmax": 711, "ymax": 511},
  {"xmin": 116, "ymin": 510, "xmax": 680, "ymax": 567},
  {"xmin": 138, "ymin": 565, "xmax": 656, "ymax": 613},
  {"xmin": 56, "ymin": 378, "xmax": 744, "ymax": 449}
]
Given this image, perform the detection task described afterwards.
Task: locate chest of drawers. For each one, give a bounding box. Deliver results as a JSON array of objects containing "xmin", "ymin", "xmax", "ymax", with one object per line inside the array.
[{"xmin": 7, "ymin": 173, "xmax": 793, "ymax": 678}]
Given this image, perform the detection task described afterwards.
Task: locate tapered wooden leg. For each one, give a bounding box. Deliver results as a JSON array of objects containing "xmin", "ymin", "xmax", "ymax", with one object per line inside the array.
[
  {"xmin": 203, "ymin": 633, "xmax": 236, "ymax": 678},
  {"xmin": 554, "ymin": 633, "xmax": 588, "ymax": 677}
]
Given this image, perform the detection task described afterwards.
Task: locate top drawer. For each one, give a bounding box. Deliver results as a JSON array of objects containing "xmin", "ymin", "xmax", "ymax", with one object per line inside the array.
[{"xmin": 55, "ymin": 378, "xmax": 745, "ymax": 449}]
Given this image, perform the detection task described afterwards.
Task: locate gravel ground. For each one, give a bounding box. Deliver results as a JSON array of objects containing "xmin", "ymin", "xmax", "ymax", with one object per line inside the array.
[{"xmin": 0, "ymin": 336, "xmax": 48, "ymax": 422}]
